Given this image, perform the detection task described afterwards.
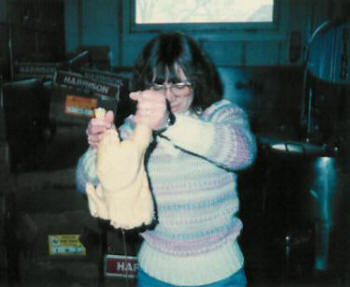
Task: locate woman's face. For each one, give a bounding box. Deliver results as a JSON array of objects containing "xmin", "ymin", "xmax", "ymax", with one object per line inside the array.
[{"xmin": 151, "ymin": 65, "xmax": 193, "ymax": 114}]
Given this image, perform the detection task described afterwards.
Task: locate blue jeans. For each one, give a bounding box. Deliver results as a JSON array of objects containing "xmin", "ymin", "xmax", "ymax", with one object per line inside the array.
[{"xmin": 137, "ymin": 267, "xmax": 247, "ymax": 287}]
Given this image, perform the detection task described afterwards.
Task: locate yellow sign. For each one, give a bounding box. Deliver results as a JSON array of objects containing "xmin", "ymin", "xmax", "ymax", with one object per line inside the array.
[{"xmin": 48, "ymin": 234, "xmax": 86, "ymax": 256}]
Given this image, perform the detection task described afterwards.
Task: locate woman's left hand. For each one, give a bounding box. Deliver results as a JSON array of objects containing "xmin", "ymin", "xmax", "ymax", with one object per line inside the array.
[{"xmin": 130, "ymin": 90, "xmax": 168, "ymax": 130}]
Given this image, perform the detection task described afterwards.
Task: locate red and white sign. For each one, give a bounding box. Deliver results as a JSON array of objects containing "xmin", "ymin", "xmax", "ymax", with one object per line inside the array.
[{"xmin": 104, "ymin": 254, "xmax": 138, "ymax": 278}]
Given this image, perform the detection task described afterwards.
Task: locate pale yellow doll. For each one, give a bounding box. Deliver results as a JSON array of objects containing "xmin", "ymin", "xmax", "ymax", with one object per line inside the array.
[{"xmin": 85, "ymin": 108, "xmax": 154, "ymax": 229}]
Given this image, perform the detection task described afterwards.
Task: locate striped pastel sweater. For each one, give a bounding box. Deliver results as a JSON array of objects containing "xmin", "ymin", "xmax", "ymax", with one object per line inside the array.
[{"xmin": 76, "ymin": 99, "xmax": 256, "ymax": 285}]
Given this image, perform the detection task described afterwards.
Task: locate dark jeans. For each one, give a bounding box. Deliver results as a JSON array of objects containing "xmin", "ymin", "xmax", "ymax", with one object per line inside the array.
[{"xmin": 137, "ymin": 267, "xmax": 247, "ymax": 287}]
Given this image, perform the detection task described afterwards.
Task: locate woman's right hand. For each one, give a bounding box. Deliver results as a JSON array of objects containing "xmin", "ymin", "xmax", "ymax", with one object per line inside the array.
[{"xmin": 86, "ymin": 110, "xmax": 115, "ymax": 149}]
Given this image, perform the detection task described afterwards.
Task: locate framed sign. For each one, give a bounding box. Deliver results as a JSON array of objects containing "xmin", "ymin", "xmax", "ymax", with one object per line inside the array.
[
  {"xmin": 48, "ymin": 234, "xmax": 86, "ymax": 256},
  {"xmin": 64, "ymin": 95, "xmax": 98, "ymax": 117}
]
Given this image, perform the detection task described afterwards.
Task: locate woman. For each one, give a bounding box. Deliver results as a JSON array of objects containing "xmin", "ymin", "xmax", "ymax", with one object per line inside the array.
[{"xmin": 76, "ymin": 32, "xmax": 256, "ymax": 287}]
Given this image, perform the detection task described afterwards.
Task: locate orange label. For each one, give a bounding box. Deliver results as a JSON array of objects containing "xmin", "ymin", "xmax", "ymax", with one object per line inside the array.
[{"xmin": 64, "ymin": 95, "xmax": 97, "ymax": 117}]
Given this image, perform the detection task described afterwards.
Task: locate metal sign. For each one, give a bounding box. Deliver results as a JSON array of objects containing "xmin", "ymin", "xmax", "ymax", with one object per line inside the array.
[
  {"xmin": 14, "ymin": 62, "xmax": 57, "ymax": 79},
  {"xmin": 104, "ymin": 254, "xmax": 138, "ymax": 278},
  {"xmin": 54, "ymin": 71, "xmax": 120, "ymax": 99},
  {"xmin": 48, "ymin": 234, "xmax": 86, "ymax": 256},
  {"xmin": 81, "ymin": 68, "xmax": 126, "ymax": 87}
]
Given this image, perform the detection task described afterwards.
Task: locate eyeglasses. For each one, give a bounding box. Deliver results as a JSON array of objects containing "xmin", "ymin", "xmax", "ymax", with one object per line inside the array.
[{"xmin": 150, "ymin": 81, "xmax": 192, "ymax": 97}]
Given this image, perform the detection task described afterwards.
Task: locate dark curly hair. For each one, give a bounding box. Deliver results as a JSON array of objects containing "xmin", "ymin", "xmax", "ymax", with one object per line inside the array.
[{"xmin": 130, "ymin": 32, "xmax": 223, "ymax": 112}]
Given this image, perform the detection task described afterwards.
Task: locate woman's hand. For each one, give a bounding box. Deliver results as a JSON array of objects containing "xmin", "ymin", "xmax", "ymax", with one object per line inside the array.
[
  {"xmin": 86, "ymin": 110, "xmax": 115, "ymax": 149},
  {"xmin": 130, "ymin": 90, "xmax": 168, "ymax": 131}
]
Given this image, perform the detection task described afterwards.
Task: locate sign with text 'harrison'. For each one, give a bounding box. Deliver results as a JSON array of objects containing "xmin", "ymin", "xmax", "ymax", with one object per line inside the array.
[
  {"xmin": 104, "ymin": 254, "xmax": 138, "ymax": 278},
  {"xmin": 54, "ymin": 71, "xmax": 119, "ymax": 99},
  {"xmin": 14, "ymin": 62, "xmax": 57, "ymax": 79}
]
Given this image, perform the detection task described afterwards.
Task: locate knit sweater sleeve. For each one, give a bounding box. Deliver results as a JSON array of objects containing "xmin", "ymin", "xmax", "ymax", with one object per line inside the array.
[
  {"xmin": 75, "ymin": 147, "xmax": 99, "ymax": 194},
  {"xmin": 162, "ymin": 99, "xmax": 257, "ymax": 171}
]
